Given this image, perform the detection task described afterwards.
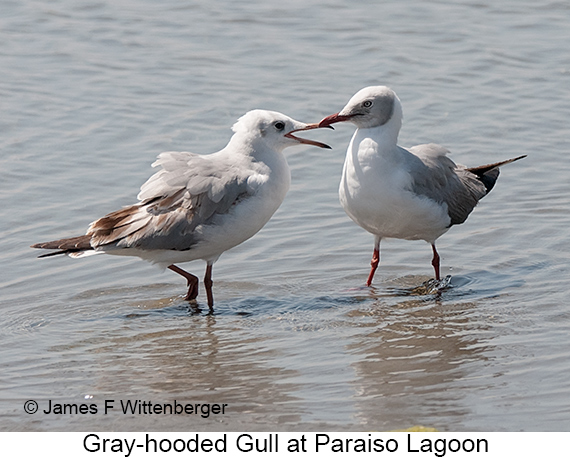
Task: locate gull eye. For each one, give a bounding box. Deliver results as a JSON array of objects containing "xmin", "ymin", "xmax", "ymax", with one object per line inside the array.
[
  {"xmin": 362, "ymin": 100, "xmax": 373, "ymax": 108},
  {"xmin": 274, "ymin": 121, "xmax": 285, "ymax": 131}
]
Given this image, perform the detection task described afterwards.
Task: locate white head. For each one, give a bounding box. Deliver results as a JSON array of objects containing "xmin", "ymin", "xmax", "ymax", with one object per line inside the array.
[
  {"xmin": 231, "ymin": 110, "xmax": 330, "ymax": 153},
  {"xmin": 319, "ymin": 86, "xmax": 403, "ymax": 131}
]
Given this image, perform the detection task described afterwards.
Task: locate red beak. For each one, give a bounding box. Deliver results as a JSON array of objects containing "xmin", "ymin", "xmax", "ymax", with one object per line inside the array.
[
  {"xmin": 318, "ymin": 113, "xmax": 354, "ymax": 128},
  {"xmin": 285, "ymin": 123, "xmax": 331, "ymax": 149}
]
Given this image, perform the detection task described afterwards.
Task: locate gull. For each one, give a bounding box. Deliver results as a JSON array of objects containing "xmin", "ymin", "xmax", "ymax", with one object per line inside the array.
[
  {"xmin": 318, "ymin": 86, "xmax": 525, "ymax": 285},
  {"xmin": 32, "ymin": 110, "xmax": 330, "ymax": 309}
]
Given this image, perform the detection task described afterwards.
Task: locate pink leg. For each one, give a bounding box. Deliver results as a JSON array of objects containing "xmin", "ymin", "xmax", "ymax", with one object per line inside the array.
[
  {"xmin": 366, "ymin": 236, "xmax": 381, "ymax": 287},
  {"xmin": 204, "ymin": 263, "xmax": 214, "ymax": 310},
  {"xmin": 430, "ymin": 243, "xmax": 441, "ymax": 281},
  {"xmin": 168, "ymin": 264, "xmax": 199, "ymax": 300}
]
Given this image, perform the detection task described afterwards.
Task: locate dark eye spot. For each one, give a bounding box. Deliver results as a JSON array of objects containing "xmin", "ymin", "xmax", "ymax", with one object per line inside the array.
[
  {"xmin": 363, "ymin": 100, "xmax": 373, "ymax": 108},
  {"xmin": 274, "ymin": 121, "xmax": 285, "ymax": 131}
]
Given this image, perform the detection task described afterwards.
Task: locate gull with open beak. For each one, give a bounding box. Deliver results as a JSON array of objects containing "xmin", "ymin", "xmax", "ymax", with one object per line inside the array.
[
  {"xmin": 319, "ymin": 86, "xmax": 525, "ymax": 285},
  {"xmin": 32, "ymin": 109, "xmax": 330, "ymax": 310}
]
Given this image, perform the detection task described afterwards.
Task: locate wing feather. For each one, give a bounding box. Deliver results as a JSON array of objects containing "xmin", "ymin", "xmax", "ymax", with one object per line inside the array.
[
  {"xmin": 89, "ymin": 151, "xmax": 254, "ymax": 251},
  {"xmin": 407, "ymin": 144, "xmax": 487, "ymax": 226}
]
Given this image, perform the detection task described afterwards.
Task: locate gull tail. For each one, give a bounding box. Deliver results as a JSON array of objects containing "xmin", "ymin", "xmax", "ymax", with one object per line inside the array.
[
  {"xmin": 31, "ymin": 235, "xmax": 96, "ymax": 258},
  {"xmin": 466, "ymin": 154, "xmax": 526, "ymax": 194}
]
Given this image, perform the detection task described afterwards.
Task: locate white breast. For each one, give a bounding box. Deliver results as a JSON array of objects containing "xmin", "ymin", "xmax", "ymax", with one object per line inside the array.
[{"xmin": 339, "ymin": 132, "xmax": 451, "ymax": 243}]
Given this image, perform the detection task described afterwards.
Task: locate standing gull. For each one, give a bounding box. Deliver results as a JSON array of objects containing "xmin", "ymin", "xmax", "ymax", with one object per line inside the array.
[
  {"xmin": 318, "ymin": 86, "xmax": 525, "ymax": 285},
  {"xmin": 32, "ymin": 110, "xmax": 330, "ymax": 309}
]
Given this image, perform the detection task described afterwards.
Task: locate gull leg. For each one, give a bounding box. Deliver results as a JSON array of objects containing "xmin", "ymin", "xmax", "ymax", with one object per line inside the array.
[
  {"xmin": 204, "ymin": 263, "xmax": 214, "ymax": 310},
  {"xmin": 168, "ymin": 264, "xmax": 199, "ymax": 300},
  {"xmin": 366, "ymin": 236, "xmax": 381, "ymax": 287},
  {"xmin": 430, "ymin": 243, "xmax": 441, "ymax": 281}
]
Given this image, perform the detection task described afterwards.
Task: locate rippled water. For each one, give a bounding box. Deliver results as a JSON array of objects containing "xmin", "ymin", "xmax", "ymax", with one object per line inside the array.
[{"xmin": 2, "ymin": 0, "xmax": 570, "ymax": 431}]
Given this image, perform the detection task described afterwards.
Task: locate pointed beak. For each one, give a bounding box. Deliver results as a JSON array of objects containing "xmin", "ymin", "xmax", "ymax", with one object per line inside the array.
[
  {"xmin": 285, "ymin": 123, "xmax": 333, "ymax": 149},
  {"xmin": 318, "ymin": 112, "xmax": 354, "ymax": 128}
]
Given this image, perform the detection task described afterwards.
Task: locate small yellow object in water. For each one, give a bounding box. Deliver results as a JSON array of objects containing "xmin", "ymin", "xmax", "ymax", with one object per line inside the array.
[{"xmin": 390, "ymin": 425, "xmax": 439, "ymax": 432}]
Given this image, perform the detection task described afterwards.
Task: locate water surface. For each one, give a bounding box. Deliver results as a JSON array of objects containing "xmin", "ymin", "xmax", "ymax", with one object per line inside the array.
[{"xmin": 1, "ymin": 0, "xmax": 570, "ymax": 431}]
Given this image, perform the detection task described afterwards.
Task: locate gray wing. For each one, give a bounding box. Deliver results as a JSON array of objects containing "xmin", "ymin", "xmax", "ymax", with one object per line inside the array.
[
  {"xmin": 406, "ymin": 143, "xmax": 488, "ymax": 226},
  {"xmin": 88, "ymin": 151, "xmax": 254, "ymax": 251}
]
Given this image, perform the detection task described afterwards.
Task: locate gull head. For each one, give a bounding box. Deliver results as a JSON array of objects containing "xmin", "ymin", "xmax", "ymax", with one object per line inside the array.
[
  {"xmin": 232, "ymin": 110, "xmax": 331, "ymax": 152},
  {"xmin": 318, "ymin": 86, "xmax": 402, "ymax": 130}
]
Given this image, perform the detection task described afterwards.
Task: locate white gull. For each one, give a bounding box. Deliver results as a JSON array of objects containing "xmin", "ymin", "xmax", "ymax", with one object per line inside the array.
[
  {"xmin": 318, "ymin": 86, "xmax": 525, "ymax": 285},
  {"xmin": 32, "ymin": 110, "xmax": 330, "ymax": 309}
]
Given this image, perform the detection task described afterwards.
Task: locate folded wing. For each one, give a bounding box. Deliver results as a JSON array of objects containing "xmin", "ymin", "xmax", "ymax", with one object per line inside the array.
[
  {"xmin": 408, "ymin": 144, "xmax": 495, "ymax": 226},
  {"xmin": 34, "ymin": 151, "xmax": 256, "ymax": 255}
]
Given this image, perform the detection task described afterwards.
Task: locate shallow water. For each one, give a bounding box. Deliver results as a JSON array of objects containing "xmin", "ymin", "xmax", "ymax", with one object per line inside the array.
[{"xmin": 2, "ymin": 0, "xmax": 570, "ymax": 431}]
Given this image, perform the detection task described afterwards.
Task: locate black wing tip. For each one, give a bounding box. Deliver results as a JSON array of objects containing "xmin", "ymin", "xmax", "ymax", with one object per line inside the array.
[
  {"xmin": 31, "ymin": 243, "xmax": 66, "ymax": 258},
  {"xmin": 37, "ymin": 250, "xmax": 67, "ymax": 258},
  {"xmin": 498, "ymin": 154, "xmax": 527, "ymax": 167}
]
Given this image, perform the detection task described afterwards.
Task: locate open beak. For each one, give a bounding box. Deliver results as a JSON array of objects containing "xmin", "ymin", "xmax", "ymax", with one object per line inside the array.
[
  {"xmin": 285, "ymin": 123, "xmax": 333, "ymax": 149},
  {"xmin": 318, "ymin": 113, "xmax": 354, "ymax": 128}
]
